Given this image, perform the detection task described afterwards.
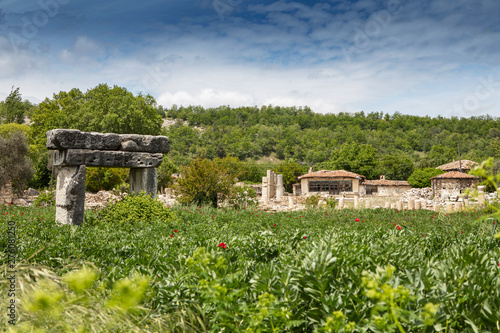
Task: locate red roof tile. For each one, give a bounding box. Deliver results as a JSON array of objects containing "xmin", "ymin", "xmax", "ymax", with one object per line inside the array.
[
  {"xmin": 298, "ymin": 169, "xmax": 365, "ymax": 180},
  {"xmin": 363, "ymin": 179, "xmax": 410, "ymax": 186},
  {"xmin": 430, "ymin": 171, "xmax": 479, "ymax": 179}
]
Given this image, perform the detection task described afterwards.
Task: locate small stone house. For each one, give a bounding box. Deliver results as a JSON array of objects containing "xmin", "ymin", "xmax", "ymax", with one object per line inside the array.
[
  {"xmin": 297, "ymin": 170, "xmax": 365, "ymax": 196},
  {"xmin": 436, "ymin": 160, "xmax": 478, "ymax": 172},
  {"xmin": 430, "ymin": 171, "xmax": 479, "ymax": 199},
  {"xmin": 360, "ymin": 175, "xmax": 411, "ymax": 196}
]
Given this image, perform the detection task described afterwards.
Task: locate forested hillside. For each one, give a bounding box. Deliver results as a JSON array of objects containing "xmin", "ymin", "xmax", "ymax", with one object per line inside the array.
[{"xmin": 162, "ymin": 105, "xmax": 500, "ymax": 180}]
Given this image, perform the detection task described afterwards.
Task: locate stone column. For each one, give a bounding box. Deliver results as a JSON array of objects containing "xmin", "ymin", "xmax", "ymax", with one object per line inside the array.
[
  {"xmin": 478, "ymin": 186, "xmax": 486, "ymax": 208},
  {"xmin": 384, "ymin": 201, "xmax": 390, "ymax": 209},
  {"xmin": 415, "ymin": 200, "xmax": 421, "ymax": 210},
  {"xmin": 55, "ymin": 165, "xmax": 86, "ymax": 226},
  {"xmin": 391, "ymin": 203, "xmax": 396, "ymax": 209},
  {"xmin": 447, "ymin": 202, "xmax": 453, "ymax": 213},
  {"xmin": 464, "ymin": 198, "xmax": 469, "ymax": 207},
  {"xmin": 396, "ymin": 201, "xmax": 403, "ymax": 211},
  {"xmin": 365, "ymin": 200, "xmax": 371, "ymax": 209},
  {"xmin": 130, "ymin": 168, "xmax": 158, "ymax": 197},
  {"xmin": 288, "ymin": 195, "xmax": 294, "ymax": 208},
  {"xmin": 433, "ymin": 204, "xmax": 440, "ymax": 212},
  {"xmin": 262, "ymin": 176, "xmax": 268, "ymax": 201},
  {"xmin": 339, "ymin": 197, "xmax": 344, "ymax": 209},
  {"xmin": 276, "ymin": 174, "xmax": 284, "ymax": 202},
  {"xmin": 165, "ymin": 188, "xmax": 172, "ymax": 199},
  {"xmin": 408, "ymin": 199, "xmax": 415, "ymax": 210},
  {"xmin": 456, "ymin": 201, "xmax": 463, "ymax": 211},
  {"xmin": 354, "ymin": 194, "xmax": 359, "ymax": 209}
]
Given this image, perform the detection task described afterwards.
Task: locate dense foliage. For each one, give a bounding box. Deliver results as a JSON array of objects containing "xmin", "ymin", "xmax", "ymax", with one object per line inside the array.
[
  {"xmin": 163, "ymin": 105, "xmax": 500, "ymax": 180},
  {"xmin": 90, "ymin": 192, "xmax": 176, "ymax": 225},
  {"xmin": 0, "ymin": 131, "xmax": 34, "ymax": 194},
  {"xmin": 2, "ymin": 203, "xmax": 500, "ymax": 332}
]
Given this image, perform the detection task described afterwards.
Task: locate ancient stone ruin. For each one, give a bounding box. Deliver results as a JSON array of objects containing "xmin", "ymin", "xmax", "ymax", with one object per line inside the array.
[{"xmin": 46, "ymin": 129, "xmax": 169, "ymax": 225}]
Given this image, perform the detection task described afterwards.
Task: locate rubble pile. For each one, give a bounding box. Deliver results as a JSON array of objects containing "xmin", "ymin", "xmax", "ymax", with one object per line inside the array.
[
  {"xmin": 85, "ymin": 191, "xmax": 120, "ymax": 209},
  {"xmin": 401, "ymin": 187, "xmax": 436, "ymax": 202}
]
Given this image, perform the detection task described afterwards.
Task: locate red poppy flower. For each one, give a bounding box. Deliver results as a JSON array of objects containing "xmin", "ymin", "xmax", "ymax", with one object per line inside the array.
[
  {"xmin": 396, "ymin": 225, "xmax": 402, "ymax": 230},
  {"xmin": 273, "ymin": 224, "xmax": 277, "ymax": 227},
  {"xmin": 303, "ymin": 236, "xmax": 307, "ymax": 239},
  {"xmin": 174, "ymin": 230, "xmax": 178, "ymax": 233},
  {"xmin": 170, "ymin": 234, "xmax": 173, "ymax": 238},
  {"xmin": 219, "ymin": 242, "xmax": 227, "ymax": 249},
  {"xmin": 355, "ymin": 218, "xmax": 360, "ymax": 222}
]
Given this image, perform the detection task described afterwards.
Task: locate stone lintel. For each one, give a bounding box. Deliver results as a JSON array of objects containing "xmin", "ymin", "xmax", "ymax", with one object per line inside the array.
[
  {"xmin": 54, "ymin": 149, "xmax": 163, "ymax": 168},
  {"xmin": 46, "ymin": 129, "xmax": 169, "ymax": 153}
]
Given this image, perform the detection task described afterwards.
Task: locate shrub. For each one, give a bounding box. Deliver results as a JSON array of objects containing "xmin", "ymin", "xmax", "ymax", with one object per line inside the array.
[
  {"xmin": 33, "ymin": 191, "xmax": 55, "ymax": 207},
  {"xmin": 175, "ymin": 157, "xmax": 234, "ymax": 207},
  {"xmin": 157, "ymin": 156, "xmax": 179, "ymax": 190},
  {"xmin": 0, "ymin": 130, "xmax": 34, "ymax": 194},
  {"xmin": 86, "ymin": 167, "xmax": 129, "ymax": 192},
  {"xmin": 305, "ymin": 194, "xmax": 320, "ymax": 208},
  {"xmin": 94, "ymin": 192, "xmax": 175, "ymax": 224},
  {"xmin": 227, "ymin": 185, "xmax": 258, "ymax": 209},
  {"xmin": 408, "ymin": 168, "xmax": 444, "ymax": 188}
]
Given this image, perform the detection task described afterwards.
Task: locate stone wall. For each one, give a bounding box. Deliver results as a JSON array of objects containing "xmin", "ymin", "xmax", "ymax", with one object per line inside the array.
[{"xmin": 432, "ymin": 178, "xmax": 478, "ymax": 199}]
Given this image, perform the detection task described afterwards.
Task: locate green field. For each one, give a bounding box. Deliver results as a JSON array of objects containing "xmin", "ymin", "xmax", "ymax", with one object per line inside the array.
[{"xmin": 1, "ymin": 202, "xmax": 500, "ymax": 332}]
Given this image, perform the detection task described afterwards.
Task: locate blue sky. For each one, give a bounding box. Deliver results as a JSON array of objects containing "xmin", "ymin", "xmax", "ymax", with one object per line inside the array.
[{"xmin": 0, "ymin": 0, "xmax": 499, "ymax": 117}]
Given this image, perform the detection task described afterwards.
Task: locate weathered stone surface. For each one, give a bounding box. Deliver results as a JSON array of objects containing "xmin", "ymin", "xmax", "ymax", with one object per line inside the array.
[
  {"xmin": 54, "ymin": 149, "xmax": 163, "ymax": 168},
  {"xmin": 55, "ymin": 165, "xmax": 86, "ymax": 225},
  {"xmin": 47, "ymin": 129, "xmax": 121, "ymax": 150},
  {"xmin": 46, "ymin": 129, "xmax": 169, "ymax": 153},
  {"xmin": 130, "ymin": 168, "xmax": 157, "ymax": 197},
  {"xmin": 119, "ymin": 134, "xmax": 170, "ymax": 153}
]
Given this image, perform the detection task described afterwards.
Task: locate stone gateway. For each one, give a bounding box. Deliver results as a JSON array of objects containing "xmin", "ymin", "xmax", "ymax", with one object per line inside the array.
[{"xmin": 46, "ymin": 129, "xmax": 169, "ymax": 225}]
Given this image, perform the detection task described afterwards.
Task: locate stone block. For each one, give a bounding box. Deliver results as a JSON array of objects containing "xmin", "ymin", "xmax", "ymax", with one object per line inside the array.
[
  {"xmin": 54, "ymin": 149, "xmax": 163, "ymax": 168},
  {"xmin": 130, "ymin": 168, "xmax": 157, "ymax": 197},
  {"xmin": 55, "ymin": 165, "xmax": 86, "ymax": 225},
  {"xmin": 47, "ymin": 129, "xmax": 169, "ymax": 153}
]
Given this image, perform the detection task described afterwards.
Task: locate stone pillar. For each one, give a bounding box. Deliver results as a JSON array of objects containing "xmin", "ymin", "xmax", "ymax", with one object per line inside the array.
[
  {"xmin": 288, "ymin": 195, "xmax": 294, "ymax": 208},
  {"xmin": 464, "ymin": 198, "xmax": 469, "ymax": 207},
  {"xmin": 396, "ymin": 201, "xmax": 402, "ymax": 211},
  {"xmin": 391, "ymin": 203, "xmax": 396, "ymax": 209},
  {"xmin": 165, "ymin": 188, "xmax": 172, "ymax": 199},
  {"xmin": 339, "ymin": 197, "xmax": 344, "ymax": 209},
  {"xmin": 447, "ymin": 202, "xmax": 453, "ymax": 213},
  {"xmin": 262, "ymin": 176, "xmax": 268, "ymax": 201},
  {"xmin": 408, "ymin": 199, "xmax": 415, "ymax": 210},
  {"xmin": 276, "ymin": 174, "xmax": 284, "ymax": 202},
  {"xmin": 478, "ymin": 186, "xmax": 486, "ymax": 208},
  {"xmin": 433, "ymin": 204, "xmax": 440, "ymax": 212},
  {"xmin": 267, "ymin": 170, "xmax": 276, "ymax": 198},
  {"xmin": 55, "ymin": 165, "xmax": 86, "ymax": 226},
  {"xmin": 130, "ymin": 168, "xmax": 158, "ymax": 197},
  {"xmin": 365, "ymin": 200, "xmax": 371, "ymax": 209},
  {"xmin": 415, "ymin": 200, "xmax": 421, "ymax": 210},
  {"xmin": 456, "ymin": 201, "xmax": 463, "ymax": 211},
  {"xmin": 354, "ymin": 194, "xmax": 359, "ymax": 209}
]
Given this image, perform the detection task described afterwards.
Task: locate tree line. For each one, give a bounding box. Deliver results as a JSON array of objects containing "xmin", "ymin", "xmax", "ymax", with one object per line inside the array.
[{"xmin": 1, "ymin": 84, "xmax": 499, "ymax": 194}]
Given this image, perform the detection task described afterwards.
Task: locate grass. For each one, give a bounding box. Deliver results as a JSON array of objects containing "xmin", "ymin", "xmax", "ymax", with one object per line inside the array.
[{"xmin": 1, "ymin": 203, "xmax": 500, "ymax": 332}]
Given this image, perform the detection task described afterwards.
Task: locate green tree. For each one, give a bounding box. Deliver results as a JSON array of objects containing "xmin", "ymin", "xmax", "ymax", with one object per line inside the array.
[
  {"xmin": 379, "ymin": 153, "xmax": 415, "ymax": 180},
  {"xmin": 272, "ymin": 160, "xmax": 307, "ymax": 192},
  {"xmin": 328, "ymin": 142, "xmax": 379, "ymax": 179},
  {"xmin": 407, "ymin": 168, "xmax": 445, "ymax": 188},
  {"xmin": 30, "ymin": 84, "xmax": 163, "ymax": 188},
  {"xmin": 174, "ymin": 158, "xmax": 234, "ymax": 207},
  {"xmin": 0, "ymin": 87, "xmax": 33, "ymax": 124},
  {"xmin": 0, "ymin": 131, "xmax": 34, "ymax": 194}
]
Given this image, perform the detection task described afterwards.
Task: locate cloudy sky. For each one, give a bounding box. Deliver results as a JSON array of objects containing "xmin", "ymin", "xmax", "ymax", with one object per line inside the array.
[{"xmin": 0, "ymin": 0, "xmax": 499, "ymax": 117}]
